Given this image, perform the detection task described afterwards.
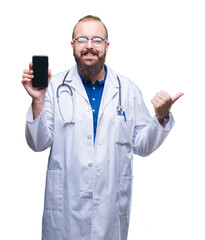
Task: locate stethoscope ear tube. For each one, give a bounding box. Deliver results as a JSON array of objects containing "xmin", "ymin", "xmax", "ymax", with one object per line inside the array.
[{"xmin": 116, "ymin": 75, "xmax": 123, "ymax": 115}]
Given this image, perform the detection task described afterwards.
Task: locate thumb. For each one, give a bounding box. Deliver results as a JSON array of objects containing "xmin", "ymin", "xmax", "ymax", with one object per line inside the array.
[
  {"xmin": 172, "ymin": 92, "xmax": 184, "ymax": 103},
  {"xmin": 29, "ymin": 62, "xmax": 33, "ymax": 70},
  {"xmin": 48, "ymin": 69, "xmax": 52, "ymax": 82}
]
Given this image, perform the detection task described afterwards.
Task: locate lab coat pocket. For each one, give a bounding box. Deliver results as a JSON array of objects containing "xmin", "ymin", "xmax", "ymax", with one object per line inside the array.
[
  {"xmin": 115, "ymin": 117, "xmax": 133, "ymax": 146},
  {"xmin": 44, "ymin": 170, "xmax": 63, "ymax": 211},
  {"xmin": 119, "ymin": 176, "xmax": 133, "ymax": 216}
]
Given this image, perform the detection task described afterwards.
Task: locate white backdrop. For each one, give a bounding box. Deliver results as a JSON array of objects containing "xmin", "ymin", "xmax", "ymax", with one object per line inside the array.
[{"xmin": 0, "ymin": 0, "xmax": 204, "ymax": 239}]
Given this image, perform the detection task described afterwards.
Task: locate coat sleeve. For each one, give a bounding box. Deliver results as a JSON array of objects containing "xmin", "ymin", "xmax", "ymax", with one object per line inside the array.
[
  {"xmin": 132, "ymin": 92, "xmax": 175, "ymax": 157},
  {"xmin": 25, "ymin": 84, "xmax": 54, "ymax": 152}
]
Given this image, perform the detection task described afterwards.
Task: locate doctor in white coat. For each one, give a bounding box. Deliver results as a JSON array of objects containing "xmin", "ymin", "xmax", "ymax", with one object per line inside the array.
[{"xmin": 22, "ymin": 15, "xmax": 183, "ymax": 240}]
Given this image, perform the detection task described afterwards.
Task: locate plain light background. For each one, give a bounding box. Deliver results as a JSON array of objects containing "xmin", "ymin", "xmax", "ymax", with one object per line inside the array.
[{"xmin": 0, "ymin": 0, "xmax": 204, "ymax": 239}]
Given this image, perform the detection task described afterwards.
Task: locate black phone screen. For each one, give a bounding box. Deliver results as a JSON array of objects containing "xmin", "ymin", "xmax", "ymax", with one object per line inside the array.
[{"xmin": 32, "ymin": 55, "xmax": 48, "ymax": 88}]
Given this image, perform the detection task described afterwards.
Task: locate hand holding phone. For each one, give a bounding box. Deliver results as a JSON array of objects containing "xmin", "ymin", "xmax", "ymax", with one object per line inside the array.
[
  {"xmin": 22, "ymin": 58, "xmax": 51, "ymax": 100},
  {"xmin": 22, "ymin": 58, "xmax": 51, "ymax": 119}
]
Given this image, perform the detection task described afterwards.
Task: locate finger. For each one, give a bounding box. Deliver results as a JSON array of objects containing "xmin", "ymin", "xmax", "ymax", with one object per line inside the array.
[
  {"xmin": 22, "ymin": 73, "xmax": 34, "ymax": 79},
  {"xmin": 48, "ymin": 69, "xmax": 52, "ymax": 84},
  {"xmin": 172, "ymin": 92, "xmax": 184, "ymax": 103},
  {"xmin": 21, "ymin": 77, "xmax": 32, "ymax": 84},
  {"xmin": 23, "ymin": 69, "xmax": 33, "ymax": 75},
  {"xmin": 156, "ymin": 90, "xmax": 168, "ymax": 98},
  {"xmin": 151, "ymin": 98, "xmax": 157, "ymax": 106},
  {"xmin": 154, "ymin": 95, "xmax": 164, "ymax": 105},
  {"xmin": 48, "ymin": 69, "xmax": 52, "ymax": 79},
  {"xmin": 21, "ymin": 79, "xmax": 32, "ymax": 89},
  {"xmin": 156, "ymin": 91, "xmax": 171, "ymax": 102},
  {"xmin": 29, "ymin": 62, "xmax": 33, "ymax": 70},
  {"xmin": 151, "ymin": 97, "xmax": 161, "ymax": 108}
]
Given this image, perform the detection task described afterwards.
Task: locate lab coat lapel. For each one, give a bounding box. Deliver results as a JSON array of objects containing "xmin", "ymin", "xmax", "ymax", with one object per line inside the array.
[
  {"xmin": 65, "ymin": 65, "xmax": 89, "ymax": 103},
  {"xmin": 64, "ymin": 65, "xmax": 119, "ymax": 116},
  {"xmin": 98, "ymin": 70, "xmax": 118, "ymax": 121}
]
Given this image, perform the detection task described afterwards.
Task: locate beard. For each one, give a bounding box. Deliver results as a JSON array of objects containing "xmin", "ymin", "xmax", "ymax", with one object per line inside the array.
[{"xmin": 73, "ymin": 49, "xmax": 106, "ymax": 80}]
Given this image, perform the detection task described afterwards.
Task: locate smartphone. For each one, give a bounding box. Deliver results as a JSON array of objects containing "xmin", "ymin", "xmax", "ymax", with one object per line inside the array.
[{"xmin": 32, "ymin": 55, "xmax": 48, "ymax": 88}]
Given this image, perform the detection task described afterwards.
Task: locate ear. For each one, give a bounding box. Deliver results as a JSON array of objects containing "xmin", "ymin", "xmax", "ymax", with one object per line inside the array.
[
  {"xmin": 71, "ymin": 41, "xmax": 74, "ymax": 49},
  {"xmin": 105, "ymin": 41, "xmax": 110, "ymax": 51}
]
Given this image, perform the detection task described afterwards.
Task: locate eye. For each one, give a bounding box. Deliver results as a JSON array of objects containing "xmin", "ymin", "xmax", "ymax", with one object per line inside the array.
[
  {"xmin": 76, "ymin": 37, "xmax": 88, "ymax": 42},
  {"xmin": 92, "ymin": 37, "xmax": 103, "ymax": 43}
]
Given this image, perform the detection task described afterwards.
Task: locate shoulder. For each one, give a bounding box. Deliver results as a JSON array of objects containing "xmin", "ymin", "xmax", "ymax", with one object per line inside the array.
[
  {"xmin": 49, "ymin": 65, "xmax": 77, "ymax": 87},
  {"xmin": 106, "ymin": 65, "xmax": 142, "ymax": 96},
  {"xmin": 50, "ymin": 69, "xmax": 70, "ymax": 84}
]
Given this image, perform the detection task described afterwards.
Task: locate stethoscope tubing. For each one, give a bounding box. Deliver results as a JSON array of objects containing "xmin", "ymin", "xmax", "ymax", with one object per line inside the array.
[
  {"xmin": 57, "ymin": 70, "xmax": 75, "ymax": 124},
  {"xmin": 56, "ymin": 69, "xmax": 123, "ymax": 124}
]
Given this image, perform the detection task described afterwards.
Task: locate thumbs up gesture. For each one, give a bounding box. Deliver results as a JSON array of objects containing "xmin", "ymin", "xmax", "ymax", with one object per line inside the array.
[{"xmin": 151, "ymin": 91, "xmax": 184, "ymax": 120}]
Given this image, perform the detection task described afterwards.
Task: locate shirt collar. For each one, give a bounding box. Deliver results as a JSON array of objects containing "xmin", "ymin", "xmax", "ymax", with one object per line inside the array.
[{"xmin": 79, "ymin": 65, "xmax": 107, "ymax": 85}]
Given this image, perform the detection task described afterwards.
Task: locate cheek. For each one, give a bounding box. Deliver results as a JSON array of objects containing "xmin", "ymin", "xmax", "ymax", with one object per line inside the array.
[
  {"xmin": 99, "ymin": 48, "xmax": 107, "ymax": 58},
  {"xmin": 97, "ymin": 46, "xmax": 106, "ymax": 56},
  {"xmin": 73, "ymin": 45, "xmax": 83, "ymax": 56}
]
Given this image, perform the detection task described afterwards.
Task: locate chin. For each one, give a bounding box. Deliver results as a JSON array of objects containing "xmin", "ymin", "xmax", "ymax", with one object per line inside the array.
[{"xmin": 83, "ymin": 59, "xmax": 98, "ymax": 65}]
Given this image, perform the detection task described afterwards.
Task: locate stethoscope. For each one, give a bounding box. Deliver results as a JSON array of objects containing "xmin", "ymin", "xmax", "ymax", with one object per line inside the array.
[{"xmin": 57, "ymin": 70, "xmax": 125, "ymax": 124}]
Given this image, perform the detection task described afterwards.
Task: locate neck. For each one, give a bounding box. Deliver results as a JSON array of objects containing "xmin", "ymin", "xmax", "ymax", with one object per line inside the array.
[{"xmin": 89, "ymin": 67, "xmax": 105, "ymax": 84}]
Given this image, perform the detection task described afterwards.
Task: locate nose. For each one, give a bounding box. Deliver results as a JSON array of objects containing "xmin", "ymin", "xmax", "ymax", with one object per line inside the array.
[{"xmin": 86, "ymin": 39, "xmax": 93, "ymax": 48}]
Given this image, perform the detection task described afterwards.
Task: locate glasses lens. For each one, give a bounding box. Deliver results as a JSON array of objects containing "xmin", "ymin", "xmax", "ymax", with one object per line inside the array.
[
  {"xmin": 91, "ymin": 37, "xmax": 103, "ymax": 47},
  {"xmin": 76, "ymin": 37, "xmax": 88, "ymax": 43}
]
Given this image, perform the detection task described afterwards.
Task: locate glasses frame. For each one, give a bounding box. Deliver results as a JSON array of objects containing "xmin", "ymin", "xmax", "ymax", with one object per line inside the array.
[{"xmin": 72, "ymin": 36, "xmax": 107, "ymax": 47}]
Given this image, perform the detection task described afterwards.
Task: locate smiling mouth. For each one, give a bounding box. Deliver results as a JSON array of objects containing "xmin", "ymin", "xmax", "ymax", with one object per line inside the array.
[
  {"xmin": 85, "ymin": 53, "xmax": 95, "ymax": 56},
  {"xmin": 83, "ymin": 54, "xmax": 97, "ymax": 59},
  {"xmin": 81, "ymin": 50, "xmax": 99, "ymax": 57}
]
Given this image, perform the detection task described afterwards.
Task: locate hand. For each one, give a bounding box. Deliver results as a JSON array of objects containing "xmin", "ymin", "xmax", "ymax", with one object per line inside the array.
[
  {"xmin": 151, "ymin": 91, "xmax": 184, "ymax": 120},
  {"xmin": 21, "ymin": 62, "xmax": 52, "ymax": 102},
  {"xmin": 22, "ymin": 62, "xmax": 52, "ymax": 120}
]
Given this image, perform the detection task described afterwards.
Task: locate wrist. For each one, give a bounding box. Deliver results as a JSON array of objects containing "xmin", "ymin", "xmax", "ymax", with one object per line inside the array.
[
  {"xmin": 32, "ymin": 97, "xmax": 45, "ymax": 120},
  {"xmin": 32, "ymin": 95, "xmax": 45, "ymax": 105},
  {"xmin": 157, "ymin": 115, "xmax": 170, "ymax": 125}
]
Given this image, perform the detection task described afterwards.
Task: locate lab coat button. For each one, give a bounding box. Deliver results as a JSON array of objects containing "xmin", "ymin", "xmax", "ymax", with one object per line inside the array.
[
  {"xmin": 88, "ymin": 192, "xmax": 93, "ymax": 198},
  {"xmin": 87, "ymin": 135, "xmax": 92, "ymax": 140},
  {"xmin": 88, "ymin": 163, "xmax": 93, "ymax": 167}
]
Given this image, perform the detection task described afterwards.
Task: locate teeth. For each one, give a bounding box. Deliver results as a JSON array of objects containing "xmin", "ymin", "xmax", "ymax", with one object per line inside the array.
[{"xmin": 84, "ymin": 54, "xmax": 95, "ymax": 57}]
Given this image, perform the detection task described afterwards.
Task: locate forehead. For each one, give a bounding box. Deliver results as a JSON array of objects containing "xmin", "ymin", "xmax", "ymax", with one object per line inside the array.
[{"xmin": 74, "ymin": 20, "xmax": 106, "ymax": 38}]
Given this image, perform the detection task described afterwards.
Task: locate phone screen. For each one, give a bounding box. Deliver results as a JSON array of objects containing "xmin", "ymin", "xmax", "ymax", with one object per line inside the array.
[{"xmin": 32, "ymin": 55, "xmax": 48, "ymax": 88}]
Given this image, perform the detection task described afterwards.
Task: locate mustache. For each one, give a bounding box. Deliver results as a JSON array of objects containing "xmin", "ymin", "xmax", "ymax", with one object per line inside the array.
[{"xmin": 81, "ymin": 49, "xmax": 99, "ymax": 57}]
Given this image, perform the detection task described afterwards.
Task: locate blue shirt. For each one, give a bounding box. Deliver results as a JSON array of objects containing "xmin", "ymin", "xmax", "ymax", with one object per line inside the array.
[{"xmin": 80, "ymin": 65, "xmax": 107, "ymax": 141}]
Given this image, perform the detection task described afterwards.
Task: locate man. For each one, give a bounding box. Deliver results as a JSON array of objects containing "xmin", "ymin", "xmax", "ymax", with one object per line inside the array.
[{"xmin": 22, "ymin": 15, "xmax": 183, "ymax": 240}]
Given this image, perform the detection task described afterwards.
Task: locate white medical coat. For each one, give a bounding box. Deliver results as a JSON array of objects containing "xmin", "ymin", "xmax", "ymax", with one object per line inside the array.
[{"xmin": 25, "ymin": 65, "xmax": 174, "ymax": 240}]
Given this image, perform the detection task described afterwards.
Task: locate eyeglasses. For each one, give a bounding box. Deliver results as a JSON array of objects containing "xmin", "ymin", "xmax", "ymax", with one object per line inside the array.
[{"xmin": 73, "ymin": 36, "xmax": 107, "ymax": 47}]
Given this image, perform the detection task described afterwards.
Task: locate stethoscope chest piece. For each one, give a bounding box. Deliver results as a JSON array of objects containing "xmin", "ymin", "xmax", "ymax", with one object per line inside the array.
[{"xmin": 117, "ymin": 105, "xmax": 123, "ymax": 115}]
